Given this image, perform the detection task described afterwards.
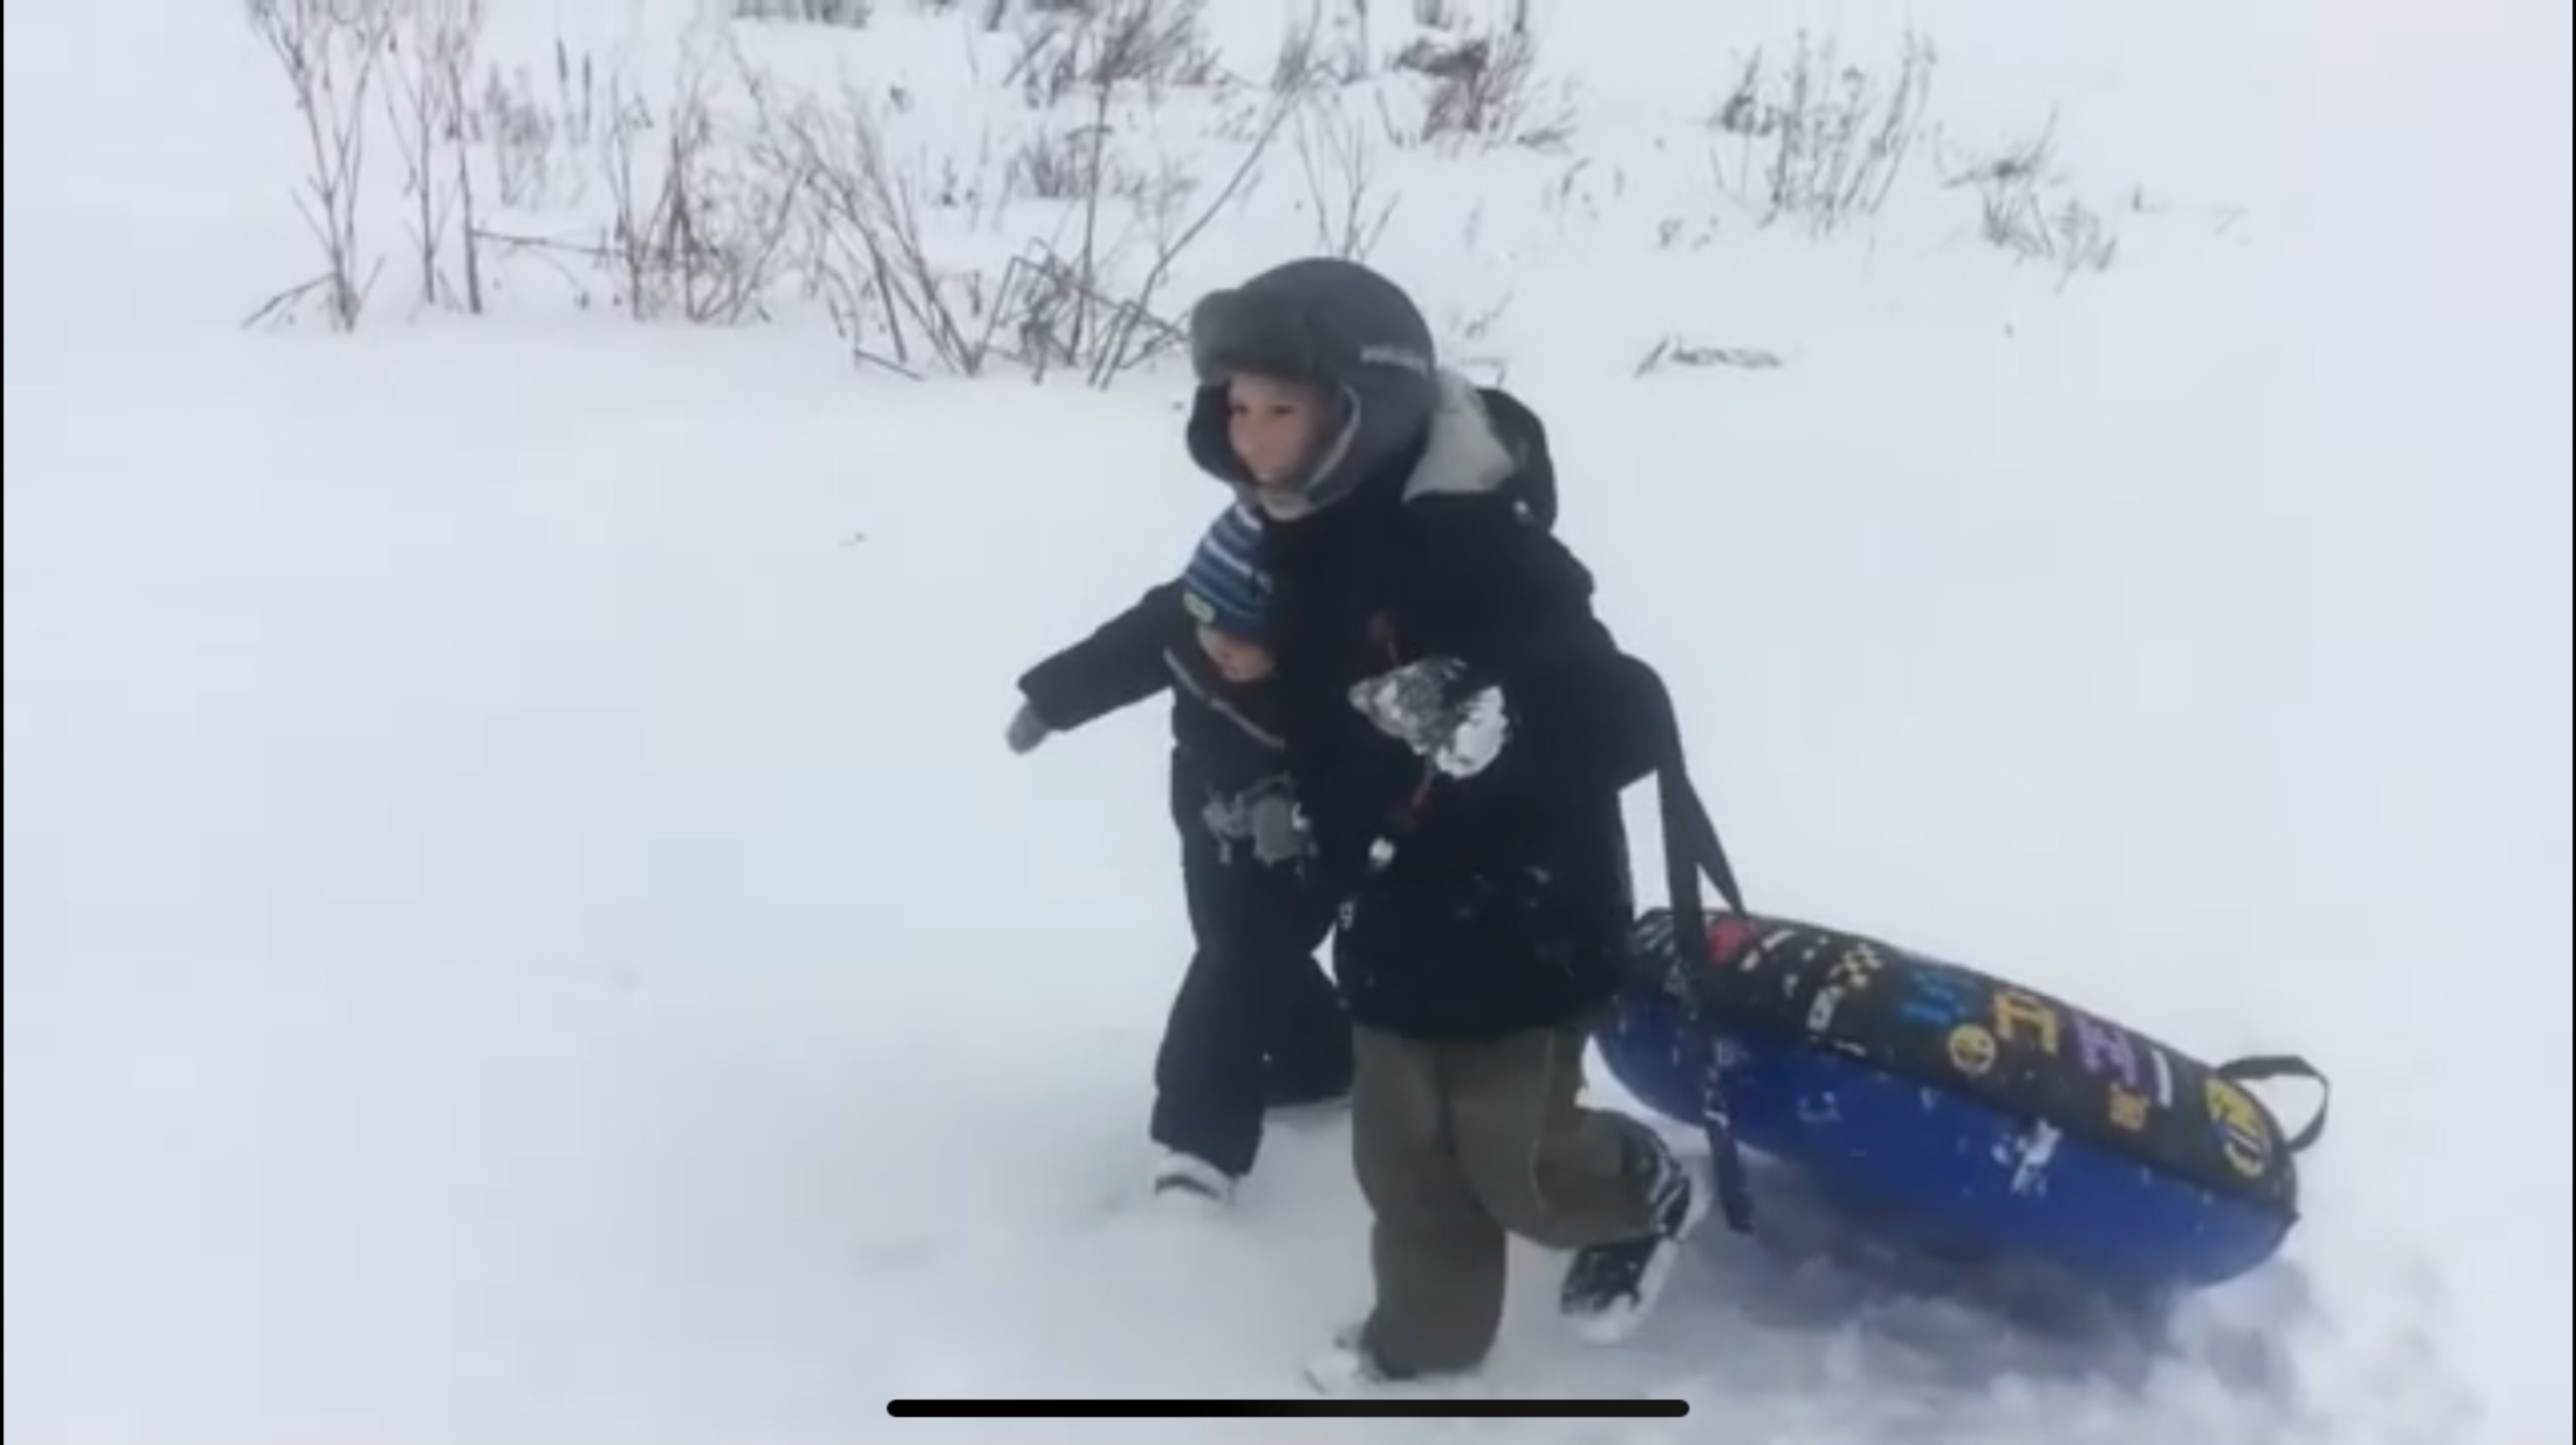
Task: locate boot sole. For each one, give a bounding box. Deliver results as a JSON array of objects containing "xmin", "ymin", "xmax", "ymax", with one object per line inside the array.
[{"xmin": 1568, "ymin": 1154, "xmax": 1715, "ymax": 1346}]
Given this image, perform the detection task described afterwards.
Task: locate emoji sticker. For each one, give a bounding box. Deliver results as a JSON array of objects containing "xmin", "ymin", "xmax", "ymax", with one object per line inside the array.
[
  {"xmin": 1946, "ymin": 1023, "xmax": 1998, "ymax": 1079},
  {"xmin": 2107, "ymin": 1085, "xmax": 2150, "ymax": 1132},
  {"xmin": 2204, "ymin": 1077, "xmax": 2273, "ymax": 1178}
]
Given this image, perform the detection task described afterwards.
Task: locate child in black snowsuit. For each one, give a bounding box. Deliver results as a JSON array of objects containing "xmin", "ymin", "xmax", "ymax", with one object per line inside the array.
[{"xmin": 1007, "ymin": 502, "xmax": 1353, "ymax": 1204}]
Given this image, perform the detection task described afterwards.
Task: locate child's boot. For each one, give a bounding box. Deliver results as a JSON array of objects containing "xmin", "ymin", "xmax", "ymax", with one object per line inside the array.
[
  {"xmin": 1149, "ymin": 1148, "xmax": 1237, "ymax": 1206},
  {"xmin": 1558, "ymin": 1127, "xmax": 1709, "ymax": 1343}
]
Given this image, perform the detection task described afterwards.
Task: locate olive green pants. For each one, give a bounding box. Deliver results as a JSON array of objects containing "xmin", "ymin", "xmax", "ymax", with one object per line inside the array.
[{"xmin": 1349, "ymin": 1021, "xmax": 1661, "ymax": 1375}]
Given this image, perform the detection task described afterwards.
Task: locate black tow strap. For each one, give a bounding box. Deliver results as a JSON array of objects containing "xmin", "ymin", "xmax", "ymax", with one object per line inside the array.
[
  {"xmin": 1636, "ymin": 660, "xmax": 1757, "ymax": 1236},
  {"xmin": 2213, "ymin": 1053, "xmax": 2333, "ymax": 1154}
]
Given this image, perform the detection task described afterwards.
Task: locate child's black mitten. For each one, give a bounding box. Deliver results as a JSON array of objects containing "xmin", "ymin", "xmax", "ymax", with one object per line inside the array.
[{"xmin": 1005, "ymin": 702, "xmax": 1052, "ymax": 755}]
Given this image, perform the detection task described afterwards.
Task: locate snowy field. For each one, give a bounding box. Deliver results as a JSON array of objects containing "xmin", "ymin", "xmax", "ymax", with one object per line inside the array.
[{"xmin": 4, "ymin": 0, "xmax": 2569, "ymax": 1439}]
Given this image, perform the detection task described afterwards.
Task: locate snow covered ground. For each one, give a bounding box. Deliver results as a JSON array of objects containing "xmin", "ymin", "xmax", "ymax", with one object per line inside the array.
[{"xmin": 4, "ymin": 0, "xmax": 2568, "ymax": 1439}]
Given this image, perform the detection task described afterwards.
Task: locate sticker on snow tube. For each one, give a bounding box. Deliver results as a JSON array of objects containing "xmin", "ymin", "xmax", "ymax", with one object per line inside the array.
[{"xmin": 1624, "ymin": 910, "xmax": 2327, "ymax": 1217}]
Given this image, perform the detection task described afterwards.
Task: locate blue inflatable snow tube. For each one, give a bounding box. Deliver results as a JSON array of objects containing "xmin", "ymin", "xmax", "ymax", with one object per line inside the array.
[{"xmin": 1597, "ymin": 910, "xmax": 2331, "ymax": 1295}]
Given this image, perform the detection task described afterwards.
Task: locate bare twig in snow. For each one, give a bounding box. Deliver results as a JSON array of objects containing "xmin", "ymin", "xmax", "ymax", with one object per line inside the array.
[
  {"xmin": 245, "ymin": 0, "xmax": 397, "ymax": 331},
  {"xmin": 1293, "ymin": 95, "xmax": 1399, "ymax": 260},
  {"xmin": 1634, "ymin": 337, "xmax": 1785, "ymax": 376},
  {"xmin": 381, "ymin": 0, "xmax": 488, "ymax": 312}
]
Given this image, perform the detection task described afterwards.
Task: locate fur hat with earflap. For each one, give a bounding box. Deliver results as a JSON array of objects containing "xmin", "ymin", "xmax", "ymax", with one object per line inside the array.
[{"xmin": 1182, "ymin": 258, "xmax": 1442, "ymax": 521}]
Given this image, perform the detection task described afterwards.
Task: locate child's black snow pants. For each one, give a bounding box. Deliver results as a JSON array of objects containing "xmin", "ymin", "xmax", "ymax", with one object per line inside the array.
[{"xmin": 1150, "ymin": 839, "xmax": 1350, "ymax": 1179}]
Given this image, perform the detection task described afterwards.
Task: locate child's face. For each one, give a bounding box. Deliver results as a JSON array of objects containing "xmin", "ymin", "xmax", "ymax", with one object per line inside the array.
[
  {"xmin": 1225, "ymin": 373, "xmax": 1329, "ymax": 490},
  {"xmin": 1196, "ymin": 626, "xmax": 1276, "ymax": 684}
]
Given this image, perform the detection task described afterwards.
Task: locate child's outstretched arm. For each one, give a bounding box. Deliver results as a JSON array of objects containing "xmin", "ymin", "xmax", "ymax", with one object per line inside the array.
[{"xmin": 1011, "ymin": 579, "xmax": 1183, "ymax": 749}]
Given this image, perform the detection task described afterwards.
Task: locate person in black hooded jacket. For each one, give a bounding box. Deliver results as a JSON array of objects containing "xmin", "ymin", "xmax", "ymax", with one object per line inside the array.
[{"xmin": 1177, "ymin": 257, "xmax": 1711, "ymax": 1391}]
